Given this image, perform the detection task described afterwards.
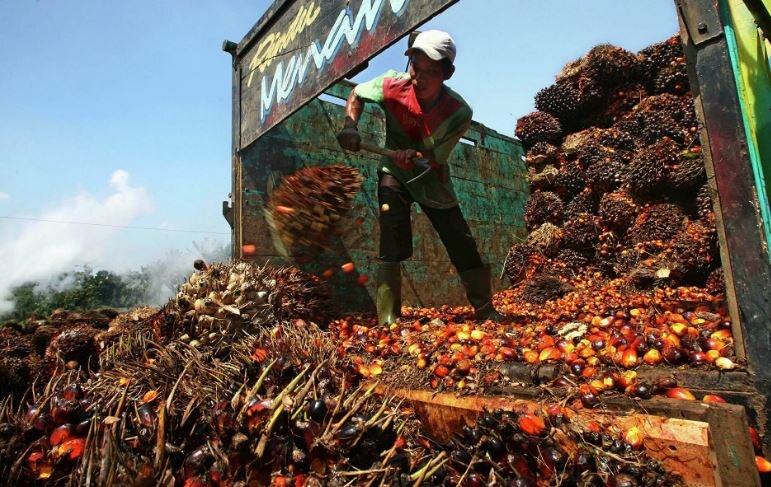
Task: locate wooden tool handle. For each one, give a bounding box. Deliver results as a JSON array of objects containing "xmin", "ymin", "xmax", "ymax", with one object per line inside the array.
[
  {"xmin": 359, "ymin": 142, "xmax": 396, "ymax": 159},
  {"xmin": 359, "ymin": 142, "xmax": 429, "ymax": 167}
]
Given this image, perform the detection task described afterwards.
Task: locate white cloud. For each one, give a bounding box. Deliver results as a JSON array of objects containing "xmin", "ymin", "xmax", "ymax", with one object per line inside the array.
[
  {"xmin": 0, "ymin": 170, "xmax": 152, "ymax": 313},
  {"xmin": 0, "ymin": 192, "xmax": 8, "ymax": 200}
]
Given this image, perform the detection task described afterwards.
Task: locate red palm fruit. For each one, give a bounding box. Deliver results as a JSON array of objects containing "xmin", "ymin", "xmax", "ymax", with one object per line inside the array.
[
  {"xmin": 582, "ymin": 366, "xmax": 597, "ymax": 378},
  {"xmin": 663, "ymin": 333, "xmax": 681, "ymax": 347},
  {"xmin": 538, "ymin": 335, "xmax": 556, "ymax": 351},
  {"xmin": 368, "ymin": 363, "xmax": 383, "ymax": 376},
  {"xmin": 756, "ymin": 456, "xmax": 771, "ymax": 473},
  {"xmin": 357, "ymin": 275, "xmax": 369, "ymax": 285},
  {"xmin": 563, "ymin": 351, "xmax": 579, "ymax": 363},
  {"xmin": 456, "ymin": 359, "xmax": 472, "ymax": 375},
  {"xmin": 546, "ymin": 404, "xmax": 564, "ymax": 417},
  {"xmin": 61, "ymin": 384, "xmax": 83, "ymax": 401},
  {"xmin": 26, "ymin": 451, "xmax": 44, "ymax": 469},
  {"xmin": 57, "ymin": 438, "xmax": 86, "ymax": 460},
  {"xmin": 416, "ymin": 355, "xmax": 427, "ymax": 369},
  {"xmin": 617, "ymin": 370, "xmax": 638, "ymax": 389},
  {"xmin": 669, "ymin": 322, "xmax": 687, "ymax": 336},
  {"xmin": 690, "ymin": 351, "xmax": 707, "ymax": 365},
  {"xmin": 138, "ymin": 404, "xmax": 157, "ymax": 427},
  {"xmin": 701, "ymin": 394, "xmax": 726, "ymax": 404},
  {"xmin": 666, "ymin": 387, "xmax": 696, "ymax": 400},
  {"xmin": 50, "ymin": 424, "xmax": 74, "ymax": 446},
  {"xmin": 624, "ymin": 426, "xmax": 645, "ymax": 449},
  {"xmin": 143, "ymin": 390, "xmax": 159, "ymax": 404},
  {"xmin": 341, "ymin": 262, "xmax": 355, "ymax": 273},
  {"xmin": 524, "ymin": 350, "xmax": 539, "ymax": 364},
  {"xmin": 711, "ymin": 329, "xmax": 733, "ymax": 342},
  {"xmin": 499, "ymin": 346, "xmax": 516, "ymax": 360},
  {"xmin": 518, "ymin": 414, "xmax": 546, "ymax": 436},
  {"xmin": 706, "ymin": 350, "xmax": 721, "ymax": 363},
  {"xmin": 539, "ymin": 347, "xmax": 562, "ymax": 362},
  {"xmin": 620, "ymin": 349, "xmax": 639, "ymax": 368},
  {"xmin": 321, "ymin": 269, "xmax": 334, "ymax": 279},
  {"xmin": 434, "ymin": 365, "xmax": 450, "ymax": 378}
]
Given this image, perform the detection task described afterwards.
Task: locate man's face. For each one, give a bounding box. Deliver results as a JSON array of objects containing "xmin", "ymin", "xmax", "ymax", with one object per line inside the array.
[{"xmin": 409, "ymin": 51, "xmax": 450, "ymax": 105}]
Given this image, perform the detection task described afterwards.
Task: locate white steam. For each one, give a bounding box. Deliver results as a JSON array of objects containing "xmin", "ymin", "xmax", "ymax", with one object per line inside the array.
[{"xmin": 0, "ymin": 170, "xmax": 152, "ymax": 313}]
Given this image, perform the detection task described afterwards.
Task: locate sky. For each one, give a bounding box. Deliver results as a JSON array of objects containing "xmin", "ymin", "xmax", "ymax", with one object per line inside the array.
[{"xmin": 0, "ymin": 0, "xmax": 679, "ymax": 309}]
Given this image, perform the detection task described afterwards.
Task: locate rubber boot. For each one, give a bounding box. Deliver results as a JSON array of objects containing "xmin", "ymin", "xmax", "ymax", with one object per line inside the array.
[
  {"xmin": 459, "ymin": 265, "xmax": 507, "ymax": 322},
  {"xmin": 376, "ymin": 262, "xmax": 402, "ymax": 325}
]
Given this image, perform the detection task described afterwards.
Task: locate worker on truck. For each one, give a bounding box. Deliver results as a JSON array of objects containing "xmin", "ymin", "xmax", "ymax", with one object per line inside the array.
[{"xmin": 337, "ymin": 30, "xmax": 506, "ymax": 325}]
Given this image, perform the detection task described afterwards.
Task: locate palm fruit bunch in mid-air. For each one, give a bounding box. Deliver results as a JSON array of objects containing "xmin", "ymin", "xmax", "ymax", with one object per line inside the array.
[
  {"xmin": 266, "ymin": 164, "xmax": 362, "ymax": 254},
  {"xmin": 510, "ymin": 34, "xmax": 721, "ymax": 298}
]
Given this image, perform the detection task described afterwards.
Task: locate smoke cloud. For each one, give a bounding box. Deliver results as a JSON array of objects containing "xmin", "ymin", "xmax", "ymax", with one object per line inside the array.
[{"xmin": 0, "ymin": 170, "xmax": 152, "ymax": 313}]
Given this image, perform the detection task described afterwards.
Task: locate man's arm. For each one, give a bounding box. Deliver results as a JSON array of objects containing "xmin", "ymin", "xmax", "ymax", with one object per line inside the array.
[{"xmin": 338, "ymin": 89, "xmax": 364, "ymax": 151}]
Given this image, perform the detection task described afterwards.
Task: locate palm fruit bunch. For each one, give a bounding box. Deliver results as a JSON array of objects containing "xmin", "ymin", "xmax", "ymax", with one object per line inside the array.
[
  {"xmin": 583, "ymin": 44, "xmax": 641, "ymax": 87},
  {"xmin": 599, "ymin": 189, "xmax": 638, "ymax": 232},
  {"xmin": 562, "ymin": 213, "xmax": 601, "ymax": 250},
  {"xmin": 593, "ymin": 83, "xmax": 650, "ymax": 128},
  {"xmin": 624, "ymin": 94, "xmax": 696, "ymax": 145},
  {"xmin": 639, "ymin": 35, "xmax": 685, "ymax": 87},
  {"xmin": 515, "ymin": 111, "xmax": 563, "ymax": 148},
  {"xmin": 586, "ymin": 158, "xmax": 626, "ymax": 195},
  {"xmin": 527, "ymin": 222, "xmax": 564, "ymax": 257},
  {"xmin": 554, "ymin": 160, "xmax": 587, "ymax": 200},
  {"xmin": 525, "ymin": 141, "xmax": 559, "ymax": 165},
  {"xmin": 522, "ymin": 273, "xmax": 574, "ymax": 303},
  {"xmin": 0, "ymin": 332, "xmax": 31, "ymax": 399},
  {"xmin": 524, "ymin": 190, "xmax": 564, "ymax": 227},
  {"xmin": 626, "ymin": 138, "xmax": 679, "ymax": 197},
  {"xmin": 696, "ymin": 182, "xmax": 715, "ymax": 222},
  {"xmin": 266, "ymin": 164, "xmax": 362, "ymax": 253},
  {"xmin": 706, "ymin": 267, "xmax": 726, "ymax": 296},
  {"xmin": 511, "ymin": 33, "xmax": 725, "ymax": 293},
  {"xmin": 563, "ymin": 188, "xmax": 598, "ymax": 220},
  {"xmin": 555, "ymin": 248, "xmax": 593, "ymax": 275},
  {"xmin": 626, "ymin": 203, "xmax": 687, "ymax": 244},
  {"xmin": 169, "ymin": 261, "xmax": 329, "ymax": 340},
  {"xmin": 670, "ymin": 222, "xmax": 718, "ymax": 282},
  {"xmin": 504, "ymin": 243, "xmax": 546, "ymax": 284},
  {"xmin": 669, "ymin": 148, "xmax": 707, "ymax": 193},
  {"xmin": 46, "ymin": 326, "xmax": 98, "ymax": 364}
]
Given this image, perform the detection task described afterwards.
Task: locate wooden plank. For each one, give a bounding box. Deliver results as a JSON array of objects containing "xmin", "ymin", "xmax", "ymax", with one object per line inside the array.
[
  {"xmin": 705, "ymin": 403, "xmax": 761, "ymax": 487},
  {"xmin": 376, "ymin": 385, "xmax": 760, "ymax": 487},
  {"xmin": 236, "ymin": 0, "xmax": 460, "ymax": 146}
]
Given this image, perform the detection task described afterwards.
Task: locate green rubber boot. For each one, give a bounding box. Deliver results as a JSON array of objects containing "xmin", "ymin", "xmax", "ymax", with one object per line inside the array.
[
  {"xmin": 459, "ymin": 265, "xmax": 507, "ymax": 322},
  {"xmin": 376, "ymin": 262, "xmax": 402, "ymax": 325}
]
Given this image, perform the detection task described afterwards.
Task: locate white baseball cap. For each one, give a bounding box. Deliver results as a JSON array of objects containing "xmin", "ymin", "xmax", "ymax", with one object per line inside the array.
[{"xmin": 405, "ymin": 30, "xmax": 456, "ymax": 64}]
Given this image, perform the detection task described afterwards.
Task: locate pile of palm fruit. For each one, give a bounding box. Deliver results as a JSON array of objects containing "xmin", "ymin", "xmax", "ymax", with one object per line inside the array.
[
  {"xmin": 1, "ymin": 262, "xmax": 696, "ymax": 486},
  {"xmin": 510, "ymin": 36, "xmax": 719, "ymax": 294}
]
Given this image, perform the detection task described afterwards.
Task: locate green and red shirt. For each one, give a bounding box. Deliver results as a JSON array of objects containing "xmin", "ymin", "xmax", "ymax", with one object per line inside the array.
[{"xmin": 354, "ymin": 70, "xmax": 473, "ymax": 209}]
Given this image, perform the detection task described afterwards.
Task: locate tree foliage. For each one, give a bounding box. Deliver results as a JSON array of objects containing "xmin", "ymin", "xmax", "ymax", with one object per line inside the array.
[{"xmin": 1, "ymin": 239, "xmax": 231, "ymax": 323}]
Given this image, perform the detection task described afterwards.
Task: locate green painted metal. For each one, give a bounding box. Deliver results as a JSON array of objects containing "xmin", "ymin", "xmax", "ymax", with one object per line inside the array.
[
  {"xmin": 235, "ymin": 80, "xmax": 527, "ymax": 313},
  {"xmin": 721, "ymin": 0, "xmax": 771, "ymax": 259}
]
